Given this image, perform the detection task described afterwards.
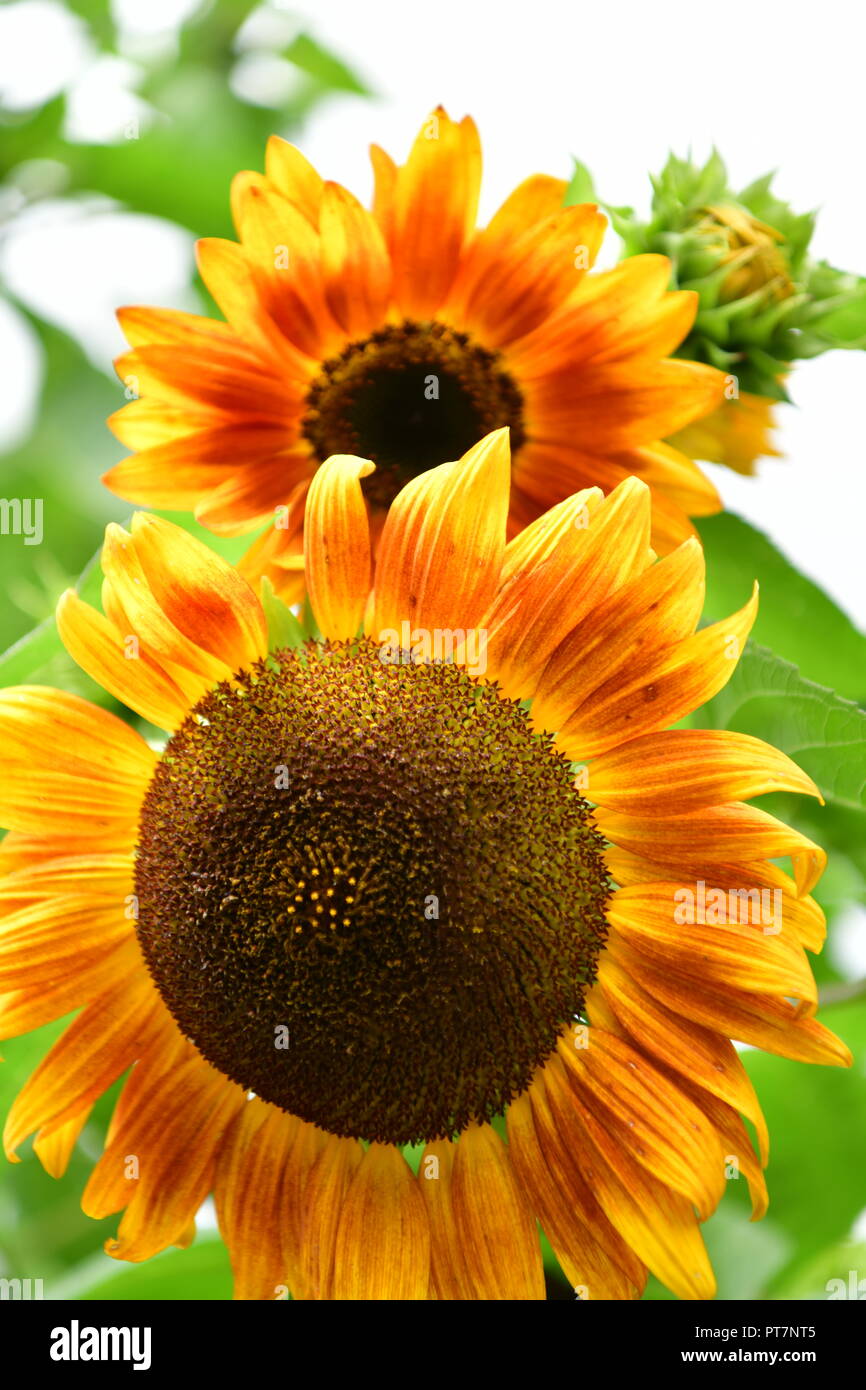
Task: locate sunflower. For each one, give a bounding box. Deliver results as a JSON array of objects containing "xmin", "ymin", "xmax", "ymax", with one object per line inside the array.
[
  {"xmin": 103, "ymin": 108, "xmax": 725, "ymax": 600},
  {"xmin": 2, "ymin": 429, "xmax": 847, "ymax": 1301}
]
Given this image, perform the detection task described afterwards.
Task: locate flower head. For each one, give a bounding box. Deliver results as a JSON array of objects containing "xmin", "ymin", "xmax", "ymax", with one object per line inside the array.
[
  {"xmin": 104, "ymin": 109, "xmax": 726, "ymax": 599},
  {"xmin": 2, "ymin": 431, "xmax": 848, "ymax": 1299}
]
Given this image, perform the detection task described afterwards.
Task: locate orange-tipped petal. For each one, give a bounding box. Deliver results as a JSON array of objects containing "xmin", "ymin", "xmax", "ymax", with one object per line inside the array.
[
  {"xmin": 305, "ymin": 455, "xmax": 374, "ymax": 640},
  {"xmin": 390, "ymin": 108, "xmax": 481, "ymax": 317},
  {"xmin": 331, "ymin": 1144, "xmax": 430, "ymax": 1300},
  {"xmin": 451, "ymin": 1123, "xmax": 545, "ymax": 1300},
  {"xmin": 369, "ymin": 427, "xmax": 510, "ymax": 639}
]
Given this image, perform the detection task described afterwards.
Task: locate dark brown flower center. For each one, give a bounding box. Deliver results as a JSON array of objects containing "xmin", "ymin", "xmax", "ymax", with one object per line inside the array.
[
  {"xmin": 301, "ymin": 321, "xmax": 526, "ymax": 508},
  {"xmin": 134, "ymin": 639, "xmax": 609, "ymax": 1145}
]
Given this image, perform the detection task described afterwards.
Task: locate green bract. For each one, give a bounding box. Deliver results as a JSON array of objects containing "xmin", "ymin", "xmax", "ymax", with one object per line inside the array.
[{"xmin": 568, "ymin": 151, "xmax": 866, "ymax": 399}]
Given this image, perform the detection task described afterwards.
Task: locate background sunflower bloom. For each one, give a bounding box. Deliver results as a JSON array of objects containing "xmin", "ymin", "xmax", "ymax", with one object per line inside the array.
[
  {"xmin": 0, "ymin": 431, "xmax": 848, "ymax": 1300},
  {"xmin": 102, "ymin": 108, "xmax": 726, "ymax": 600}
]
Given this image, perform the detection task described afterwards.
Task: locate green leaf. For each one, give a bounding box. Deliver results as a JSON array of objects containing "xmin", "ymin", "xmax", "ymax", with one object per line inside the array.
[
  {"xmin": 57, "ymin": 1237, "xmax": 235, "ymax": 1301},
  {"xmin": 772, "ymin": 1242, "xmax": 866, "ymax": 1300},
  {"xmin": 0, "ymin": 313, "xmax": 124, "ymax": 655},
  {"xmin": 814, "ymin": 802, "xmax": 866, "ymax": 884},
  {"xmin": 696, "ymin": 512, "xmax": 866, "ymax": 704},
  {"xmin": 0, "ymin": 547, "xmax": 109, "ymax": 703},
  {"xmin": 0, "ymin": 1022, "xmax": 124, "ymax": 1281},
  {"xmin": 699, "ymin": 642, "xmax": 866, "ymax": 810},
  {"xmin": 0, "ymin": 96, "xmax": 65, "ymax": 177},
  {"xmin": 742, "ymin": 999, "xmax": 866, "ymax": 1293},
  {"xmin": 260, "ymin": 577, "xmax": 306, "ymax": 651},
  {"xmin": 63, "ymin": 0, "xmax": 115, "ymax": 48},
  {"xmin": 564, "ymin": 159, "xmax": 598, "ymax": 206}
]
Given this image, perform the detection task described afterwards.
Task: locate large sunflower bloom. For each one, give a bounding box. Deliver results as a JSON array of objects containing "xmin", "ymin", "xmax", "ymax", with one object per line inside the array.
[
  {"xmin": 103, "ymin": 109, "xmax": 725, "ymax": 599},
  {"xmin": 2, "ymin": 429, "xmax": 847, "ymax": 1301}
]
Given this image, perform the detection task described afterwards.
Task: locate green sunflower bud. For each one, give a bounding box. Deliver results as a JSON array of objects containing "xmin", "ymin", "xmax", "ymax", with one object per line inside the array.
[{"xmin": 568, "ymin": 152, "xmax": 866, "ymax": 401}]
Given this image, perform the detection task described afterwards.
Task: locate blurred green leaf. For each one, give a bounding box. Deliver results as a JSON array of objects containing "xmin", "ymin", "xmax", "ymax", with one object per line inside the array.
[
  {"xmin": 282, "ymin": 33, "xmax": 372, "ymax": 96},
  {"xmin": 0, "ymin": 97, "xmax": 65, "ymax": 176},
  {"xmin": 67, "ymin": 1237, "xmax": 235, "ymax": 1301},
  {"xmin": 0, "ymin": 616, "xmax": 109, "ymax": 704},
  {"xmin": 772, "ymin": 1241, "xmax": 866, "ymax": 1300},
  {"xmin": 0, "ymin": 315, "xmax": 125, "ymax": 650},
  {"xmin": 743, "ymin": 999, "xmax": 866, "ymax": 1293},
  {"xmin": 816, "ymin": 289, "xmax": 866, "ymax": 348},
  {"xmin": 63, "ymin": 0, "xmax": 114, "ymax": 47},
  {"xmin": 1, "ymin": 3, "xmax": 370, "ymax": 239},
  {"xmin": 0, "ymin": 1020, "xmax": 122, "ymax": 1282},
  {"xmin": 0, "ymin": 546, "xmax": 109, "ymax": 702},
  {"xmin": 702, "ymin": 1202, "xmax": 795, "ymax": 1301}
]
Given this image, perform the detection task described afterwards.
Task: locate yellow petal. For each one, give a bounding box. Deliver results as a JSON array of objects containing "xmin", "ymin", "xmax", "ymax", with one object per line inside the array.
[
  {"xmin": 588, "ymin": 728, "xmax": 821, "ymax": 815},
  {"xmin": 451, "ymin": 1123, "xmax": 545, "ymax": 1300},
  {"xmin": 417, "ymin": 1139, "xmax": 473, "ymax": 1299},
  {"xmin": 507, "ymin": 1090, "xmax": 644, "ymax": 1299},
  {"xmin": 0, "ymin": 687, "xmax": 153, "ymax": 839},
  {"xmin": 214, "ymin": 1100, "xmax": 299, "ymax": 1300},
  {"xmin": 319, "ymin": 181, "xmax": 392, "ymax": 336},
  {"xmin": 297, "ymin": 1133, "xmax": 364, "ymax": 1300},
  {"xmin": 332, "ymin": 1144, "xmax": 430, "ymax": 1300},
  {"xmin": 57, "ymin": 590, "xmax": 191, "ymax": 731},
  {"xmin": 305, "ymin": 455, "xmax": 374, "ymax": 640},
  {"xmin": 390, "ymin": 108, "xmax": 481, "ymax": 318},
  {"xmin": 556, "ymin": 583, "xmax": 759, "ymax": 759},
  {"xmin": 369, "ymin": 428, "xmax": 510, "ymax": 640}
]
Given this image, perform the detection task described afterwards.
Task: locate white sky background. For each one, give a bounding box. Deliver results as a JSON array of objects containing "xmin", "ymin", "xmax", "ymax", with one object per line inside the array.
[{"xmin": 0, "ymin": 0, "xmax": 865, "ymax": 624}]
